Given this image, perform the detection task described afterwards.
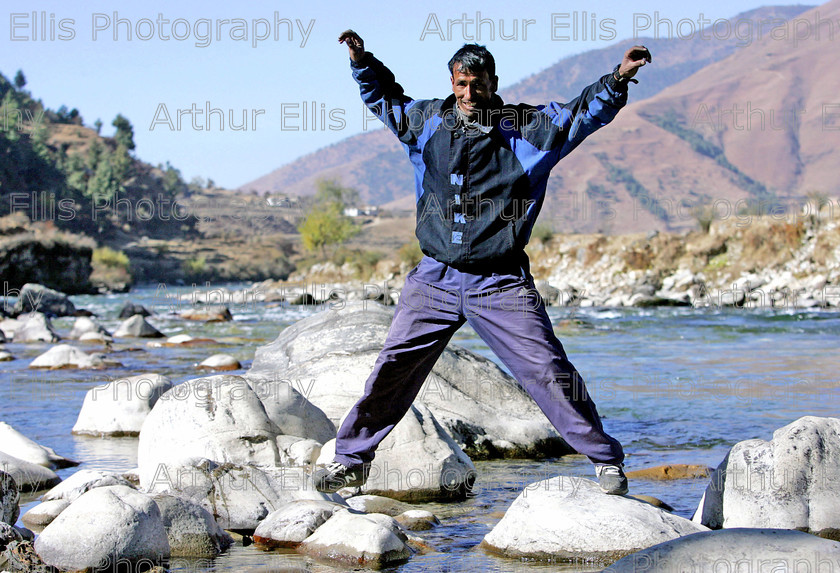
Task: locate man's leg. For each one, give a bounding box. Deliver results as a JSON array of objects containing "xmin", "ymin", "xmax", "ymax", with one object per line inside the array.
[
  {"xmin": 463, "ymin": 274, "xmax": 624, "ymax": 467},
  {"xmin": 332, "ymin": 270, "xmax": 466, "ymax": 468}
]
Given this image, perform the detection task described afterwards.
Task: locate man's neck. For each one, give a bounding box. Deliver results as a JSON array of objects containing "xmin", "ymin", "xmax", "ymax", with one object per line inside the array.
[{"xmin": 454, "ymin": 103, "xmax": 493, "ymax": 134}]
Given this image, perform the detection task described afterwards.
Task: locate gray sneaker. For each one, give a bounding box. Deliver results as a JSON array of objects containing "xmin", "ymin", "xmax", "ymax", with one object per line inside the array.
[
  {"xmin": 595, "ymin": 463, "xmax": 628, "ymax": 495},
  {"xmin": 313, "ymin": 461, "xmax": 370, "ymax": 493}
]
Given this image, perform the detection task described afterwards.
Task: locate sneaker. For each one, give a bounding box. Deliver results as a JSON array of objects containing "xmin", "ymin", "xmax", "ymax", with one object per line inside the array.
[
  {"xmin": 595, "ymin": 463, "xmax": 628, "ymax": 495},
  {"xmin": 313, "ymin": 461, "xmax": 370, "ymax": 493}
]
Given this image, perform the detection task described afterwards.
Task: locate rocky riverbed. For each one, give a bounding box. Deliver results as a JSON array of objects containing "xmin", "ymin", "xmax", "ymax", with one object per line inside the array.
[{"xmin": 1, "ymin": 283, "xmax": 839, "ymax": 571}]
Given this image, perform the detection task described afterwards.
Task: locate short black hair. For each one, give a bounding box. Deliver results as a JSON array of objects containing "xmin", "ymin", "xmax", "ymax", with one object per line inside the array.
[{"xmin": 448, "ymin": 43, "xmax": 496, "ymax": 78}]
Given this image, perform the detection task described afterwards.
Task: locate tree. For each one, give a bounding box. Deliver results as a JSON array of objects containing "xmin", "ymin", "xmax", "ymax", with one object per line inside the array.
[
  {"xmin": 13, "ymin": 70, "xmax": 26, "ymax": 90},
  {"xmin": 112, "ymin": 114, "xmax": 135, "ymax": 151},
  {"xmin": 94, "ymin": 118, "xmax": 103, "ymax": 135},
  {"xmin": 298, "ymin": 179, "xmax": 361, "ymax": 259},
  {"xmin": 314, "ymin": 178, "xmax": 359, "ymax": 208}
]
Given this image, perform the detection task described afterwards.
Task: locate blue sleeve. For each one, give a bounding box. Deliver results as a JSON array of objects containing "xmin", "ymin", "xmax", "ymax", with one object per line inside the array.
[
  {"xmin": 351, "ymin": 52, "xmax": 426, "ymax": 145},
  {"xmin": 521, "ymin": 73, "xmax": 628, "ymax": 165}
]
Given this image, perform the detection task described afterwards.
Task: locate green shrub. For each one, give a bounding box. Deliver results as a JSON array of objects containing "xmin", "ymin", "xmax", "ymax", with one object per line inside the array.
[{"xmin": 92, "ymin": 246, "xmax": 130, "ymax": 269}]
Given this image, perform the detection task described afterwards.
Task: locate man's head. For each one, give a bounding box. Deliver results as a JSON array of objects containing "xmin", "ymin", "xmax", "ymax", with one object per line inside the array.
[{"xmin": 448, "ymin": 44, "xmax": 498, "ymax": 121}]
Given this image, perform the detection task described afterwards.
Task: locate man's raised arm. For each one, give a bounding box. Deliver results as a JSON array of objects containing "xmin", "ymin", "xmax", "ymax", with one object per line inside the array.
[
  {"xmin": 533, "ymin": 45, "xmax": 652, "ymax": 162},
  {"xmin": 337, "ymin": 29, "xmax": 419, "ymax": 142}
]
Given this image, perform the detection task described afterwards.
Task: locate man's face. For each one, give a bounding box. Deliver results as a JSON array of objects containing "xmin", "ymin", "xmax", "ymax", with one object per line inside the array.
[{"xmin": 450, "ymin": 64, "xmax": 498, "ymax": 120}]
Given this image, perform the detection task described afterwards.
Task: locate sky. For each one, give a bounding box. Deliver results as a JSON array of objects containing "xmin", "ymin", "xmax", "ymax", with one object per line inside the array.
[{"xmin": 0, "ymin": 0, "xmax": 801, "ymax": 190}]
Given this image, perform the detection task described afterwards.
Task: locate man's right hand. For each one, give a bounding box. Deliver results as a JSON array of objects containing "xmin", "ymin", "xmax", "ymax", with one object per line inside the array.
[{"xmin": 339, "ymin": 30, "xmax": 365, "ymax": 63}]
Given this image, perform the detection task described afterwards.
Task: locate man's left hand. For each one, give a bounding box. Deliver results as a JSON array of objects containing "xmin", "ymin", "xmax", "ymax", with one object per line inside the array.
[{"xmin": 617, "ymin": 46, "xmax": 652, "ymax": 80}]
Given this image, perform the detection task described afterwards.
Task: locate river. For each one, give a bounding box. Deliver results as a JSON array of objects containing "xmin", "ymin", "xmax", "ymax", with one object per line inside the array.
[{"xmin": 3, "ymin": 282, "xmax": 839, "ymax": 572}]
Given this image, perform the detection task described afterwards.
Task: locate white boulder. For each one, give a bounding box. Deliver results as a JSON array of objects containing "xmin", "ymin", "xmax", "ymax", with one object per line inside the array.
[
  {"xmin": 693, "ymin": 416, "xmax": 840, "ymax": 537},
  {"xmin": 0, "ymin": 422, "xmax": 78, "ymax": 469},
  {"xmin": 34, "ymin": 485, "xmax": 169, "ymax": 571},
  {"xmin": 482, "ymin": 476, "xmax": 707, "ymax": 562},
  {"xmin": 72, "ymin": 374, "xmax": 173, "ymax": 437},
  {"xmin": 298, "ymin": 509, "xmax": 412, "ymax": 568}
]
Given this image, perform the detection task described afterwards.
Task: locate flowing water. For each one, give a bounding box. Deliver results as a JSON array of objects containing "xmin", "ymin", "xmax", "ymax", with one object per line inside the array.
[{"xmin": 3, "ymin": 283, "xmax": 839, "ymax": 572}]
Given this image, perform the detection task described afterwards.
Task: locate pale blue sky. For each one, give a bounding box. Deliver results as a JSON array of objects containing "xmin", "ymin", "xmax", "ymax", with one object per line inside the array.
[{"xmin": 1, "ymin": 0, "xmax": 804, "ymax": 189}]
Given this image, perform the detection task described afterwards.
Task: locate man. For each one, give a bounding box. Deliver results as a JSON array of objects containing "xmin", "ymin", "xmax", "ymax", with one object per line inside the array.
[{"xmin": 314, "ymin": 30, "xmax": 651, "ymax": 495}]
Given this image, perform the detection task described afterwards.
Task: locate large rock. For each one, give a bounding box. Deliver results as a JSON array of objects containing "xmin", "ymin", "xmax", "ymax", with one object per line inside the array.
[
  {"xmin": 0, "ymin": 470, "xmax": 19, "ymax": 525},
  {"xmin": 150, "ymin": 493, "xmax": 233, "ymax": 557},
  {"xmin": 247, "ymin": 377, "xmax": 335, "ymax": 444},
  {"xmin": 481, "ymin": 477, "xmax": 707, "ymax": 563},
  {"xmin": 142, "ymin": 459, "xmax": 339, "ymax": 530},
  {"xmin": 253, "ymin": 499, "xmax": 345, "ymax": 548},
  {"xmin": 607, "ymin": 529, "xmax": 840, "ymax": 572},
  {"xmin": 41, "ymin": 469, "xmax": 135, "ymax": 503},
  {"xmin": 118, "ymin": 302, "xmax": 152, "ymax": 318},
  {"xmin": 298, "ymin": 509, "xmax": 412, "ymax": 568},
  {"xmin": 11, "ymin": 312, "xmax": 59, "ymax": 342},
  {"xmin": 28, "ymin": 344, "xmax": 120, "ymax": 369},
  {"xmin": 34, "ymin": 485, "xmax": 169, "ymax": 571},
  {"xmin": 137, "ymin": 375, "xmax": 282, "ymax": 472},
  {"xmin": 0, "ymin": 452, "xmax": 60, "ymax": 492},
  {"xmin": 693, "ymin": 416, "xmax": 840, "ymax": 538},
  {"xmin": 248, "ymin": 302, "xmax": 571, "ymax": 459},
  {"xmin": 11, "ymin": 284, "xmax": 76, "ymax": 317},
  {"xmin": 317, "ymin": 403, "xmax": 475, "ymax": 502},
  {"xmin": 68, "ymin": 316, "xmax": 111, "ymax": 339},
  {"xmin": 72, "ymin": 374, "xmax": 173, "ymax": 437},
  {"xmin": 0, "ymin": 422, "xmax": 78, "ymax": 469},
  {"xmin": 113, "ymin": 314, "xmax": 164, "ymax": 338}
]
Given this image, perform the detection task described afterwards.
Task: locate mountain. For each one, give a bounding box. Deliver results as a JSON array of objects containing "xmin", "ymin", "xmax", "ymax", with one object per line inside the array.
[{"xmin": 239, "ymin": 4, "xmax": 835, "ymax": 234}]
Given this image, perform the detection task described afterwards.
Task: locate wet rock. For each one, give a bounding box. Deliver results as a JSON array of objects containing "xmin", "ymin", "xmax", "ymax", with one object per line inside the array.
[
  {"xmin": 78, "ymin": 331, "xmax": 113, "ymax": 343},
  {"xmin": 197, "ymin": 353, "xmax": 241, "ymax": 371},
  {"xmin": 28, "ymin": 344, "xmax": 120, "ymax": 369},
  {"xmin": 150, "ymin": 493, "xmax": 233, "ymax": 557},
  {"xmin": 68, "ymin": 316, "xmax": 111, "ymax": 339},
  {"xmin": 118, "ymin": 302, "xmax": 152, "ymax": 318},
  {"xmin": 317, "ymin": 404, "xmax": 475, "ymax": 502},
  {"xmin": 41, "ymin": 469, "xmax": 134, "ymax": 503},
  {"xmin": 0, "ymin": 422, "xmax": 78, "ymax": 469},
  {"xmin": 298, "ymin": 510, "xmax": 412, "ymax": 568},
  {"xmin": 253, "ymin": 500, "xmax": 345, "ymax": 548},
  {"xmin": 1, "ymin": 470, "xmax": 19, "ymax": 525},
  {"xmin": 179, "ymin": 305, "xmax": 233, "ymax": 322},
  {"xmin": 141, "ymin": 459, "xmax": 340, "ymax": 530},
  {"xmin": 344, "ymin": 495, "xmax": 412, "ymax": 516},
  {"xmin": 481, "ymin": 477, "xmax": 707, "ymax": 563},
  {"xmin": 608, "ymin": 529, "xmax": 840, "ymax": 572},
  {"xmin": 0, "ymin": 539, "xmax": 60, "ymax": 573},
  {"xmin": 395, "ymin": 510, "xmax": 440, "ymax": 531},
  {"xmin": 12, "ymin": 284, "xmax": 76, "ymax": 317},
  {"xmin": 113, "ymin": 314, "xmax": 164, "ymax": 338},
  {"xmin": 34, "ymin": 485, "xmax": 169, "ymax": 572},
  {"xmin": 72, "ymin": 374, "xmax": 173, "ymax": 437},
  {"xmin": 248, "ymin": 302, "xmax": 571, "ymax": 460},
  {"xmin": 11, "ymin": 313, "xmax": 60, "ymax": 342},
  {"xmin": 693, "ymin": 416, "xmax": 840, "ymax": 538},
  {"xmin": 21, "ymin": 499, "xmax": 70, "ymax": 531},
  {"xmin": 150, "ymin": 333, "xmax": 217, "ymax": 347},
  {"xmin": 626, "ymin": 464, "xmax": 712, "ymax": 480},
  {"xmin": 0, "ymin": 452, "xmax": 61, "ymax": 492}
]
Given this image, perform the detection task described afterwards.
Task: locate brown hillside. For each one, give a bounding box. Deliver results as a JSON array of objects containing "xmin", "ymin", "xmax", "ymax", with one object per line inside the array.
[{"xmin": 238, "ymin": 4, "xmax": 831, "ymax": 235}]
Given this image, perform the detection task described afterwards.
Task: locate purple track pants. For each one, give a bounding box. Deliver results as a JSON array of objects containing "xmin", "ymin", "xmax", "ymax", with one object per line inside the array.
[{"xmin": 334, "ymin": 255, "xmax": 624, "ymax": 467}]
